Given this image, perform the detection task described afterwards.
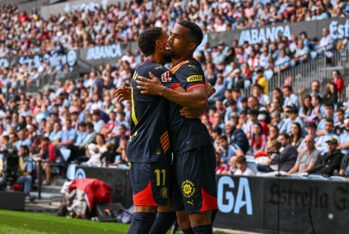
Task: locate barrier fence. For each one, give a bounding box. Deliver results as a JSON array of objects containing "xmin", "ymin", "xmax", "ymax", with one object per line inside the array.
[
  {"xmin": 74, "ymin": 166, "xmax": 349, "ymax": 234},
  {"xmin": 242, "ymin": 46, "xmax": 349, "ymax": 100}
]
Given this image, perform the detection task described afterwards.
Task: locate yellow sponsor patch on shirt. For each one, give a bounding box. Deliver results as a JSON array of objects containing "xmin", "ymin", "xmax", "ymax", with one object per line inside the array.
[{"xmin": 186, "ymin": 75, "xmax": 203, "ymax": 82}]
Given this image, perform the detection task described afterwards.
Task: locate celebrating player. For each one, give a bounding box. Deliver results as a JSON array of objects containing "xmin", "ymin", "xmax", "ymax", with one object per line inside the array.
[{"xmin": 136, "ymin": 21, "xmax": 218, "ymax": 234}]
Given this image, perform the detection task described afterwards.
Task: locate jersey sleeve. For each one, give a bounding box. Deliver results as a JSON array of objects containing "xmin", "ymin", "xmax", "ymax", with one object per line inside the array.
[
  {"xmin": 175, "ymin": 62, "xmax": 206, "ymax": 91},
  {"xmin": 150, "ymin": 65, "xmax": 180, "ymax": 90}
]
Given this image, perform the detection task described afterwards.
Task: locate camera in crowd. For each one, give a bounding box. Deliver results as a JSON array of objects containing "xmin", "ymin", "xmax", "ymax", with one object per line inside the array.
[{"xmin": 0, "ymin": 144, "xmax": 19, "ymax": 188}]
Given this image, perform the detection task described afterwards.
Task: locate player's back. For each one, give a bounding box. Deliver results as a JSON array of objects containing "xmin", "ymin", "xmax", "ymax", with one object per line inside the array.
[{"xmin": 126, "ymin": 61, "xmax": 171, "ymax": 163}]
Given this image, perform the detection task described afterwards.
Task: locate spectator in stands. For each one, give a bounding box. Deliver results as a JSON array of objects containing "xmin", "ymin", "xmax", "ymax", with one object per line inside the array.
[
  {"xmin": 298, "ymin": 122, "xmax": 318, "ymax": 152},
  {"xmin": 34, "ymin": 137, "xmax": 58, "ymax": 185},
  {"xmin": 215, "ymin": 135, "xmax": 244, "ymax": 166},
  {"xmin": 309, "ymin": 80, "xmax": 322, "ymax": 97},
  {"xmin": 255, "ymin": 70, "xmax": 268, "ymax": 95},
  {"xmin": 252, "ymin": 84, "xmax": 270, "ymax": 107},
  {"xmin": 233, "ymin": 156, "xmax": 255, "ymax": 176},
  {"xmin": 249, "ymin": 122, "xmax": 267, "ymax": 155},
  {"xmin": 92, "ymin": 110, "xmax": 106, "ymax": 133},
  {"xmin": 59, "ymin": 119, "xmax": 77, "ymax": 148},
  {"xmin": 266, "ymin": 125, "xmax": 279, "ymax": 151},
  {"xmin": 16, "ymin": 129, "xmax": 31, "ymax": 150},
  {"xmin": 288, "ymin": 135, "xmax": 320, "ymax": 174},
  {"xmin": 294, "ymin": 40, "xmax": 310, "ymax": 64},
  {"xmin": 84, "ymin": 134, "xmax": 107, "ymax": 167},
  {"xmin": 274, "ymin": 49, "xmax": 291, "ymax": 72},
  {"xmin": 324, "ymin": 82, "xmax": 338, "ymax": 104},
  {"xmin": 298, "ymin": 94, "xmax": 313, "ymax": 119},
  {"xmin": 310, "ymin": 137, "xmax": 342, "ymax": 176},
  {"xmin": 280, "ymin": 106, "xmax": 304, "ymax": 134},
  {"xmin": 282, "ymin": 86, "xmax": 300, "ymax": 109},
  {"xmin": 338, "ymin": 118, "xmax": 349, "ymax": 155},
  {"xmin": 331, "ymin": 70, "xmax": 344, "ymax": 98},
  {"xmin": 49, "ymin": 122, "xmax": 62, "ymax": 145},
  {"xmin": 317, "ymin": 103, "xmax": 336, "ymax": 136},
  {"xmin": 16, "ymin": 145, "xmax": 34, "ymax": 199},
  {"xmin": 258, "ymin": 133, "xmax": 298, "ymax": 173},
  {"xmin": 318, "ymin": 27, "xmax": 334, "ymax": 61},
  {"xmin": 226, "ymin": 118, "xmax": 250, "ymax": 154},
  {"xmin": 334, "ymin": 108, "xmax": 345, "ymax": 134},
  {"xmin": 290, "ymin": 122, "xmax": 303, "ymax": 148},
  {"xmin": 316, "ymin": 118, "xmax": 338, "ymax": 155},
  {"xmin": 339, "ymin": 154, "xmax": 349, "ymax": 177}
]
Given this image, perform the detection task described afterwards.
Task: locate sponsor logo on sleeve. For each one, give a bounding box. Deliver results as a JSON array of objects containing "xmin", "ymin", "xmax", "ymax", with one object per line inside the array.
[{"xmin": 186, "ymin": 75, "xmax": 203, "ymax": 82}]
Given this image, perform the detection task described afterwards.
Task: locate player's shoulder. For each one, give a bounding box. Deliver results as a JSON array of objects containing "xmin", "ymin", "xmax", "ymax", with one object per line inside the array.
[
  {"xmin": 136, "ymin": 61, "xmax": 169, "ymax": 75},
  {"xmin": 176, "ymin": 59, "xmax": 204, "ymax": 82},
  {"xmin": 187, "ymin": 59, "xmax": 202, "ymax": 70},
  {"xmin": 176, "ymin": 59, "xmax": 203, "ymax": 74}
]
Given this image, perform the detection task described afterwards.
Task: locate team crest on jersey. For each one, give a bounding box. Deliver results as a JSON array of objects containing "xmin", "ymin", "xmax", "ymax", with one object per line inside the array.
[
  {"xmin": 161, "ymin": 71, "xmax": 171, "ymax": 82},
  {"xmin": 160, "ymin": 187, "xmax": 168, "ymax": 199},
  {"xmin": 182, "ymin": 180, "xmax": 195, "ymax": 198}
]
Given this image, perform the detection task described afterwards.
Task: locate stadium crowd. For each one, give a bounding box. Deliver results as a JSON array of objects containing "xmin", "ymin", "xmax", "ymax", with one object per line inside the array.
[
  {"xmin": 1, "ymin": 0, "xmax": 349, "ymax": 199},
  {"xmin": 0, "ymin": 0, "xmax": 349, "ymax": 57},
  {"xmin": 0, "ymin": 0, "xmax": 348, "ymax": 86}
]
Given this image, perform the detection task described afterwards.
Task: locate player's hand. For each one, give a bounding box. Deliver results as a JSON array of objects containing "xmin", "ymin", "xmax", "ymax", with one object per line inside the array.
[
  {"xmin": 207, "ymin": 83, "xmax": 216, "ymax": 98},
  {"xmin": 180, "ymin": 107, "xmax": 203, "ymax": 119},
  {"xmin": 114, "ymin": 87, "xmax": 131, "ymax": 102},
  {"xmin": 136, "ymin": 72, "xmax": 165, "ymax": 95}
]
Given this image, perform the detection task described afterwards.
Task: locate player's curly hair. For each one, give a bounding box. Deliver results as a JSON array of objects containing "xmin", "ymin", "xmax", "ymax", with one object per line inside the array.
[{"xmin": 138, "ymin": 27, "xmax": 163, "ymax": 56}]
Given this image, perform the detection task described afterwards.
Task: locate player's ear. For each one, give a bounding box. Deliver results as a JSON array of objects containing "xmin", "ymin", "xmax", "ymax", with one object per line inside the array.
[
  {"xmin": 188, "ymin": 42, "xmax": 196, "ymax": 51},
  {"xmin": 156, "ymin": 39, "xmax": 164, "ymax": 50}
]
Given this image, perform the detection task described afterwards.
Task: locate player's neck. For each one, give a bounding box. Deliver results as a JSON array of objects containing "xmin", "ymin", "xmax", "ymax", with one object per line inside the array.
[
  {"xmin": 147, "ymin": 53, "xmax": 165, "ymax": 65},
  {"xmin": 172, "ymin": 53, "xmax": 194, "ymax": 67}
]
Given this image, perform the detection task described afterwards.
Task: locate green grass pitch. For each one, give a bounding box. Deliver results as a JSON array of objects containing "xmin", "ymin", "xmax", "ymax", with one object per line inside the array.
[{"xmin": 0, "ymin": 210, "xmax": 129, "ymax": 234}]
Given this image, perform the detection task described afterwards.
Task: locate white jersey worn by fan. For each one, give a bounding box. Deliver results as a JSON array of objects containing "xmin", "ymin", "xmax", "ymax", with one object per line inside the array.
[{"xmin": 234, "ymin": 167, "xmax": 255, "ymax": 176}]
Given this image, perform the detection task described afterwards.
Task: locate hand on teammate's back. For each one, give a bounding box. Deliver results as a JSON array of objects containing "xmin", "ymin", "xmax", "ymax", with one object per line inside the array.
[
  {"xmin": 207, "ymin": 83, "xmax": 216, "ymax": 98},
  {"xmin": 114, "ymin": 87, "xmax": 131, "ymax": 102},
  {"xmin": 136, "ymin": 72, "xmax": 164, "ymax": 95},
  {"xmin": 180, "ymin": 107, "xmax": 204, "ymax": 119}
]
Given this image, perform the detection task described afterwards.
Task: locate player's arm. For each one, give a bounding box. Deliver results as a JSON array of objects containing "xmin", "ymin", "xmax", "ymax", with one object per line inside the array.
[{"xmin": 136, "ymin": 72, "xmax": 207, "ymax": 111}]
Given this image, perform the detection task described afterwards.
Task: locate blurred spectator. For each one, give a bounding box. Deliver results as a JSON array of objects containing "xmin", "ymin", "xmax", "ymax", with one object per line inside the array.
[
  {"xmin": 233, "ymin": 156, "xmax": 255, "ymax": 176},
  {"xmin": 339, "ymin": 154, "xmax": 349, "ymax": 177},
  {"xmin": 16, "ymin": 145, "xmax": 34, "ymax": 199},
  {"xmin": 288, "ymin": 135, "xmax": 320, "ymax": 174},
  {"xmin": 331, "ymin": 70, "xmax": 344, "ymax": 98},
  {"xmin": 316, "ymin": 118, "xmax": 338, "ymax": 155},
  {"xmin": 310, "ymin": 137, "xmax": 342, "ymax": 176},
  {"xmin": 319, "ymin": 28, "xmax": 334, "ymax": 56}
]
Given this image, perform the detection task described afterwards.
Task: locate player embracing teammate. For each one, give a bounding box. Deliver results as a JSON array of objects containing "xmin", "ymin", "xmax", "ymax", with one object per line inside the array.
[{"xmin": 115, "ymin": 21, "xmax": 217, "ymax": 234}]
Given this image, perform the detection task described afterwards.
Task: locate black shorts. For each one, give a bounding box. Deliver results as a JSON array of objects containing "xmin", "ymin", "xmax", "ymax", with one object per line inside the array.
[
  {"xmin": 130, "ymin": 156, "xmax": 172, "ymax": 207},
  {"xmin": 171, "ymin": 145, "xmax": 218, "ymax": 214}
]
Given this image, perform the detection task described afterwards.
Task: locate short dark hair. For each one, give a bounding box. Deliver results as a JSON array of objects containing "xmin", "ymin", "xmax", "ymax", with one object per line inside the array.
[
  {"xmin": 325, "ymin": 103, "xmax": 334, "ymax": 108},
  {"xmin": 178, "ymin": 20, "xmax": 203, "ymax": 48},
  {"xmin": 217, "ymin": 135, "xmax": 228, "ymax": 141},
  {"xmin": 42, "ymin": 137, "xmax": 50, "ymax": 143},
  {"xmin": 336, "ymin": 108, "xmax": 344, "ymax": 114},
  {"xmin": 236, "ymin": 156, "xmax": 246, "ymax": 164},
  {"xmin": 279, "ymin": 133, "xmax": 290, "ymax": 139},
  {"xmin": 138, "ymin": 27, "xmax": 163, "ymax": 56},
  {"xmin": 325, "ymin": 118, "xmax": 334, "ymax": 124}
]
